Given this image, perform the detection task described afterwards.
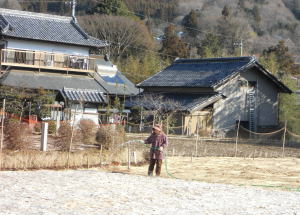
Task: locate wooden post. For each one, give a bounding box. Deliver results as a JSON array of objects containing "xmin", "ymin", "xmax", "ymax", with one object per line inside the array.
[
  {"xmin": 0, "ymin": 99, "xmax": 5, "ymax": 151},
  {"xmin": 99, "ymin": 144, "xmax": 103, "ymax": 167},
  {"xmin": 67, "ymin": 105, "xmax": 78, "ymax": 169},
  {"xmin": 133, "ymin": 151, "xmax": 137, "ymax": 165},
  {"xmin": 56, "ymin": 110, "xmax": 61, "ymax": 134},
  {"xmin": 235, "ymin": 117, "xmax": 241, "ymax": 157},
  {"xmin": 282, "ymin": 120, "xmax": 287, "ymax": 158},
  {"xmin": 127, "ymin": 141, "xmax": 131, "ymax": 170},
  {"xmin": 181, "ymin": 114, "xmax": 184, "ymax": 135},
  {"xmin": 0, "ymin": 99, "xmax": 5, "ymax": 170},
  {"xmin": 41, "ymin": 122, "xmax": 48, "ymax": 151},
  {"xmin": 166, "ymin": 116, "xmax": 169, "ymax": 135},
  {"xmin": 38, "ymin": 52, "xmax": 41, "ymax": 73},
  {"xmin": 195, "ymin": 116, "xmax": 199, "ymax": 157}
]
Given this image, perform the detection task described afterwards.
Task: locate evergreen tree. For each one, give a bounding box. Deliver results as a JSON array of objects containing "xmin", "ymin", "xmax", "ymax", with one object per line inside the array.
[
  {"xmin": 294, "ymin": 0, "xmax": 300, "ymax": 20},
  {"xmin": 182, "ymin": 9, "xmax": 199, "ymax": 37},
  {"xmin": 91, "ymin": 0, "xmax": 129, "ymax": 16},
  {"xmin": 160, "ymin": 25, "xmax": 189, "ymax": 60},
  {"xmin": 198, "ymin": 33, "xmax": 223, "ymax": 58},
  {"xmin": 262, "ymin": 40, "xmax": 298, "ymax": 75},
  {"xmin": 252, "ymin": 5, "xmax": 261, "ymax": 23},
  {"xmin": 222, "ymin": 5, "xmax": 230, "ymax": 20}
]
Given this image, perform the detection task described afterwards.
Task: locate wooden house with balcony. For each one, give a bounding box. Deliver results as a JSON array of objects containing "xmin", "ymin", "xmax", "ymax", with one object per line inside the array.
[{"xmin": 0, "ymin": 8, "xmax": 138, "ymax": 124}]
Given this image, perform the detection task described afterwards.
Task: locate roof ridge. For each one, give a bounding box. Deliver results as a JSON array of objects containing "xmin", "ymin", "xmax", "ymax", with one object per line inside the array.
[
  {"xmin": 62, "ymin": 87, "xmax": 103, "ymax": 93},
  {"xmin": 174, "ymin": 56, "xmax": 255, "ymax": 64},
  {"xmin": 0, "ymin": 8, "xmax": 71, "ymax": 22}
]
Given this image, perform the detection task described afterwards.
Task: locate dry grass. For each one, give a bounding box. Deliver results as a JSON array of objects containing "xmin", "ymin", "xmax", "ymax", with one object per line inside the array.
[
  {"xmin": 78, "ymin": 119, "xmax": 97, "ymax": 144},
  {"xmin": 5, "ymin": 121, "xmax": 31, "ymax": 150},
  {"xmin": 0, "ymin": 150, "xmax": 104, "ymax": 170},
  {"xmin": 55, "ymin": 122, "xmax": 75, "ymax": 151},
  {"xmin": 96, "ymin": 125, "xmax": 125, "ymax": 150}
]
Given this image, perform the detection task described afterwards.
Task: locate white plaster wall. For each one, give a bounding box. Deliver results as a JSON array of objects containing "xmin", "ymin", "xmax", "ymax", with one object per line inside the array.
[{"xmin": 6, "ymin": 39, "xmax": 89, "ymax": 56}]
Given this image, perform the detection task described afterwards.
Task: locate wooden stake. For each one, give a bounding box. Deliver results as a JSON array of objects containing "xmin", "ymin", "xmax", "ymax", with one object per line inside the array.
[
  {"xmin": 235, "ymin": 117, "xmax": 241, "ymax": 157},
  {"xmin": 282, "ymin": 120, "xmax": 287, "ymax": 158}
]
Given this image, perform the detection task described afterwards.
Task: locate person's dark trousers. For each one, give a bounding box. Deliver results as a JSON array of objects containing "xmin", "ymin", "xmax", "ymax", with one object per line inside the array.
[{"xmin": 148, "ymin": 159, "xmax": 162, "ymax": 176}]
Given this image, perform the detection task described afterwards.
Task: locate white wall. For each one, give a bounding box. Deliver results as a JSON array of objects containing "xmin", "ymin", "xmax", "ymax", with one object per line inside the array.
[{"xmin": 6, "ymin": 39, "xmax": 90, "ymax": 56}]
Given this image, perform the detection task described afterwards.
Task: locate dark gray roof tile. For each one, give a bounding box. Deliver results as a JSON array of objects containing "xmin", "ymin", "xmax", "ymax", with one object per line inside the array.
[
  {"xmin": 59, "ymin": 87, "xmax": 107, "ymax": 103},
  {"xmin": 0, "ymin": 8, "xmax": 106, "ymax": 48},
  {"xmin": 128, "ymin": 93, "xmax": 222, "ymax": 112},
  {"xmin": 138, "ymin": 57, "xmax": 255, "ymax": 88}
]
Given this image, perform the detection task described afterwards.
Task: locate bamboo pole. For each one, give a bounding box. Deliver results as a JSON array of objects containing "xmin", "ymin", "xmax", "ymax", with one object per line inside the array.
[
  {"xmin": 282, "ymin": 120, "xmax": 287, "ymax": 158},
  {"xmin": 235, "ymin": 117, "xmax": 241, "ymax": 157}
]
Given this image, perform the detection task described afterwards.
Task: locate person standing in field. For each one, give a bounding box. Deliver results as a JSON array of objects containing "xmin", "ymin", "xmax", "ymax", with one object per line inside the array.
[{"xmin": 144, "ymin": 124, "xmax": 168, "ymax": 176}]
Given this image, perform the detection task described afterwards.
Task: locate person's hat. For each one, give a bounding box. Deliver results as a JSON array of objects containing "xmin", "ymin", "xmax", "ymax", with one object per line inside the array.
[{"xmin": 152, "ymin": 124, "xmax": 162, "ymax": 132}]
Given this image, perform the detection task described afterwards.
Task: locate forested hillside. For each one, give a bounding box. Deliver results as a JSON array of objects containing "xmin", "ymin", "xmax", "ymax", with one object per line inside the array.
[{"xmin": 0, "ymin": 0, "xmax": 299, "ymax": 131}]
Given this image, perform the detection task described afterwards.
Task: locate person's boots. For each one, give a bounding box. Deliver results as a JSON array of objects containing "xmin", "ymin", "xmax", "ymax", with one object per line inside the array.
[
  {"xmin": 148, "ymin": 171, "xmax": 153, "ymax": 176},
  {"xmin": 155, "ymin": 160, "xmax": 162, "ymax": 176}
]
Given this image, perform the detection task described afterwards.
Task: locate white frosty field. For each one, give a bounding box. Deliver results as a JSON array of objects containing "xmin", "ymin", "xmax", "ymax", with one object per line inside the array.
[{"xmin": 0, "ymin": 170, "xmax": 299, "ymax": 215}]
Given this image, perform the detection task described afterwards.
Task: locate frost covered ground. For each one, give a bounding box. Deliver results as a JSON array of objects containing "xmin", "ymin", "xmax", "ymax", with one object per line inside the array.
[{"xmin": 0, "ymin": 170, "xmax": 299, "ymax": 215}]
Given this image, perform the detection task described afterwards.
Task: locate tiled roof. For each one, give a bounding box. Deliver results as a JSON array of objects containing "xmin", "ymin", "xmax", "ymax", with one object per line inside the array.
[
  {"xmin": 59, "ymin": 88, "xmax": 107, "ymax": 103},
  {"xmin": 127, "ymin": 93, "xmax": 222, "ymax": 112},
  {"xmin": 0, "ymin": 8, "xmax": 106, "ymax": 48},
  {"xmin": 137, "ymin": 56, "xmax": 291, "ymax": 93},
  {"xmin": 0, "ymin": 69, "xmax": 106, "ymax": 92},
  {"xmin": 138, "ymin": 57, "xmax": 255, "ymax": 88}
]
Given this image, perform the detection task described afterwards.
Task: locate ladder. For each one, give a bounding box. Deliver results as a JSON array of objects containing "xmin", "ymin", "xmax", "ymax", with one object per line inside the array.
[{"xmin": 248, "ymin": 89, "xmax": 256, "ymax": 131}]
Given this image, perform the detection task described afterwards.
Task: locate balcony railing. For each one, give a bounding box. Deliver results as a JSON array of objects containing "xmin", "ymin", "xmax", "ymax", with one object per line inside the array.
[{"xmin": 0, "ymin": 49, "xmax": 96, "ymax": 73}]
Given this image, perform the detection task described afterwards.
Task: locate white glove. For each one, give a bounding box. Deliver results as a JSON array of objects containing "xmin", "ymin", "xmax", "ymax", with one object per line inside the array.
[{"xmin": 159, "ymin": 146, "xmax": 163, "ymax": 151}]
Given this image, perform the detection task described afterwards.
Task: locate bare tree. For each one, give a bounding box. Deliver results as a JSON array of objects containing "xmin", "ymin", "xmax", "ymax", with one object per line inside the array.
[
  {"xmin": 132, "ymin": 93, "xmax": 183, "ymax": 132},
  {"xmin": 78, "ymin": 14, "xmax": 154, "ymax": 60},
  {"xmin": 0, "ymin": 0, "xmax": 22, "ymax": 10}
]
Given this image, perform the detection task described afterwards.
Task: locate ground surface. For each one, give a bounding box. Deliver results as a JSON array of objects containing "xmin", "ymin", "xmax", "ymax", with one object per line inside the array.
[
  {"xmin": 115, "ymin": 156, "xmax": 300, "ymax": 190},
  {"xmin": 0, "ymin": 169, "xmax": 300, "ymax": 215}
]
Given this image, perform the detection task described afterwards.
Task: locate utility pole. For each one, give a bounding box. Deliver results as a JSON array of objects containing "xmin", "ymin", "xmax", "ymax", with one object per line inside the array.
[{"xmin": 234, "ymin": 39, "xmax": 243, "ymax": 56}]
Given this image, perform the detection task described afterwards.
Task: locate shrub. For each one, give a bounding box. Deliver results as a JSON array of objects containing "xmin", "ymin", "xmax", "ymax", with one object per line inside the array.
[
  {"xmin": 78, "ymin": 119, "xmax": 97, "ymax": 144},
  {"xmin": 33, "ymin": 123, "xmax": 41, "ymax": 133},
  {"xmin": 47, "ymin": 121, "xmax": 57, "ymax": 134},
  {"xmin": 55, "ymin": 122, "xmax": 73, "ymax": 151},
  {"xmin": 96, "ymin": 125, "xmax": 125, "ymax": 150},
  {"xmin": 5, "ymin": 120, "xmax": 31, "ymax": 150}
]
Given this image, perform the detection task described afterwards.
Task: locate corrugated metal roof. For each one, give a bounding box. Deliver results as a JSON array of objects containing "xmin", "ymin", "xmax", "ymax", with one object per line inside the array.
[
  {"xmin": 127, "ymin": 93, "xmax": 222, "ymax": 112},
  {"xmin": 59, "ymin": 88, "xmax": 107, "ymax": 103},
  {"xmin": 0, "ymin": 8, "xmax": 106, "ymax": 48}
]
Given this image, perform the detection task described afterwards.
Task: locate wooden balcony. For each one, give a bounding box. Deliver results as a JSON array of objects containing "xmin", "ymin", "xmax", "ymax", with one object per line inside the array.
[{"xmin": 0, "ymin": 49, "xmax": 96, "ymax": 73}]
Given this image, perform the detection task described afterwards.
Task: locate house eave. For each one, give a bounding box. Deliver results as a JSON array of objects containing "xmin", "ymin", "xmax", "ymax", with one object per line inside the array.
[{"xmin": 1, "ymin": 35, "xmax": 106, "ymax": 49}]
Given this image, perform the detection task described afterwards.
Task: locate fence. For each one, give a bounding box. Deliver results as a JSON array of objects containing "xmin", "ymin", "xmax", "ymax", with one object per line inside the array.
[{"xmin": 0, "ymin": 106, "xmax": 300, "ymax": 171}]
